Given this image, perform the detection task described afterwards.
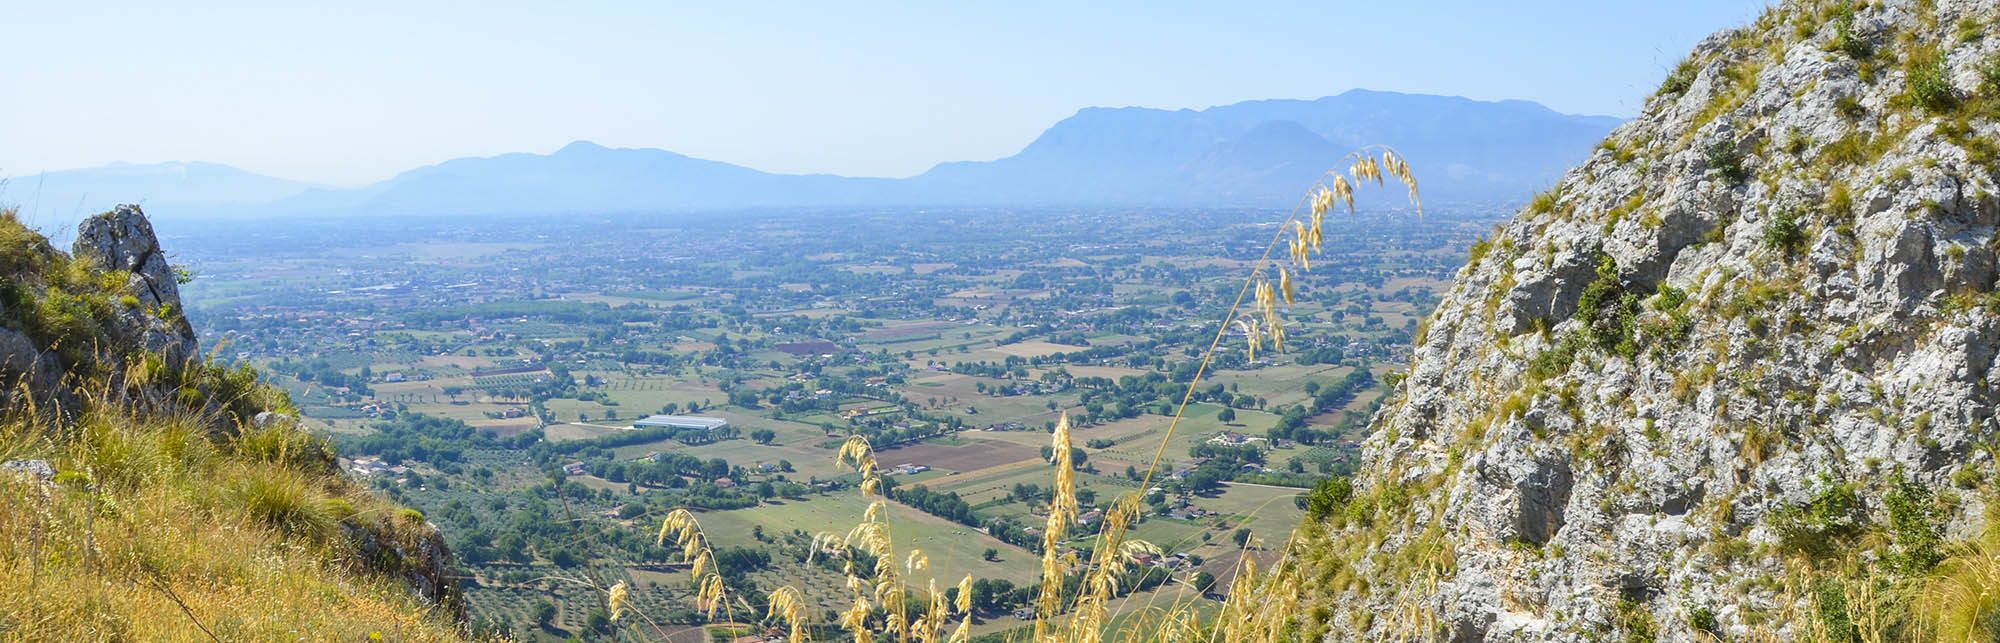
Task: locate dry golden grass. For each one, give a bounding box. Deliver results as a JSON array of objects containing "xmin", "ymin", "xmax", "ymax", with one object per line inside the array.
[{"xmin": 0, "ymin": 407, "xmax": 469, "ymax": 641}]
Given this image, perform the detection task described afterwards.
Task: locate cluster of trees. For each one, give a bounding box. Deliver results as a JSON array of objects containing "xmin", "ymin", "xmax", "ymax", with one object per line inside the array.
[
  {"xmin": 337, "ymin": 413, "xmax": 530, "ymax": 465},
  {"xmin": 949, "ymin": 359, "xmax": 1031, "ymax": 379},
  {"xmin": 839, "ymin": 409, "xmax": 966, "ymax": 449},
  {"xmin": 890, "ymin": 485, "xmax": 979, "ymax": 526},
  {"xmin": 1293, "ymin": 345, "xmax": 1346, "ymax": 365},
  {"xmin": 587, "ymin": 453, "xmax": 733, "ymax": 484},
  {"xmin": 270, "ymin": 358, "xmax": 372, "ymax": 395},
  {"xmin": 1267, "ymin": 369, "xmax": 1375, "ymax": 444}
]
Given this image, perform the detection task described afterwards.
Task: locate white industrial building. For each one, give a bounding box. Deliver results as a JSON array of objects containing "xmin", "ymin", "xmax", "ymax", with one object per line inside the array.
[{"xmin": 632, "ymin": 414, "xmax": 729, "ymax": 432}]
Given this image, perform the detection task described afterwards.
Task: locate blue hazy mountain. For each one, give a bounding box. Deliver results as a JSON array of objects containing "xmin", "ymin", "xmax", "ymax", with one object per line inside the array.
[
  {"xmin": 265, "ymin": 141, "xmax": 899, "ymax": 216},
  {"xmin": 8, "ymin": 90, "xmax": 1624, "ymax": 219},
  {"xmin": 904, "ymin": 89, "xmax": 1624, "ymax": 206},
  {"xmin": 0, "ymin": 161, "xmax": 315, "ymax": 229}
]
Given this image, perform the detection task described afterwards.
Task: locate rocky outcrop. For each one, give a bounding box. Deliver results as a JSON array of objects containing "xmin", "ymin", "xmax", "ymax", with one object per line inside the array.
[
  {"xmin": 344, "ymin": 515, "xmax": 466, "ymax": 620},
  {"xmin": 1301, "ymin": 0, "xmax": 2000, "ymax": 640},
  {"xmin": 72, "ymin": 204, "xmax": 198, "ymax": 364},
  {"xmin": 0, "ymin": 204, "xmax": 200, "ymax": 423}
]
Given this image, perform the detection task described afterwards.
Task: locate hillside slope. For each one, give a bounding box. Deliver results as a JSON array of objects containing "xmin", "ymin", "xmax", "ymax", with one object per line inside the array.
[
  {"xmin": 0, "ymin": 206, "xmax": 467, "ymax": 640},
  {"xmin": 1277, "ymin": 0, "xmax": 2000, "ymax": 640}
]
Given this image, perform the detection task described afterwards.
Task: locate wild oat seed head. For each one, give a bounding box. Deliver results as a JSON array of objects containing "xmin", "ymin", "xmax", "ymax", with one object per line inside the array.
[
  {"xmin": 699, "ymin": 574, "xmax": 728, "ymax": 618},
  {"xmin": 842, "ymin": 597, "xmax": 873, "ymax": 643},
  {"xmin": 691, "ymin": 550, "xmax": 712, "ymax": 579},
  {"xmin": 608, "ymin": 581, "xmax": 630, "ymax": 622},
  {"xmin": 1236, "ymin": 317, "xmax": 1262, "ymax": 362}
]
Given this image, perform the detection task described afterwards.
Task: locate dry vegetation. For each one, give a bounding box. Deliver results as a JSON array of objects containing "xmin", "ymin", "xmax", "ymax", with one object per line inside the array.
[{"xmin": 0, "ymin": 379, "xmax": 470, "ymax": 640}]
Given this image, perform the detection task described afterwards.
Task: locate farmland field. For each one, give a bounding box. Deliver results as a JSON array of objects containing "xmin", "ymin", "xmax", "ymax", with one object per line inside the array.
[{"xmin": 176, "ymin": 206, "xmax": 1494, "ymax": 638}]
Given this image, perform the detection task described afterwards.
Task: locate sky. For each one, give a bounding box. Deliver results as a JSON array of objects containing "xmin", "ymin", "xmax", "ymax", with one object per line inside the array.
[{"xmin": 2, "ymin": 1, "xmax": 1772, "ymax": 186}]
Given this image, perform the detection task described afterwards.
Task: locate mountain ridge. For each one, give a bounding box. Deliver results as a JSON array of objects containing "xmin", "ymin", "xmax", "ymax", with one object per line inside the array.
[{"xmin": 5, "ymin": 90, "xmax": 1622, "ymax": 224}]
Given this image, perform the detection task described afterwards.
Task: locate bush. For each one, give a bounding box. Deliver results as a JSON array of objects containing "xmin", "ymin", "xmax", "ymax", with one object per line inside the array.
[
  {"xmin": 1575, "ymin": 254, "xmax": 1639, "ymax": 357},
  {"xmin": 1829, "ymin": 10, "xmax": 1873, "ymax": 60},
  {"xmin": 1773, "ymin": 483, "xmax": 1864, "ymax": 559},
  {"xmin": 1906, "ymin": 52, "xmax": 1959, "ymax": 114},
  {"xmin": 1615, "ymin": 599, "xmax": 1658, "ymax": 643},
  {"xmin": 1885, "ymin": 477, "xmax": 1945, "ymax": 574},
  {"xmin": 1658, "ymin": 58, "xmax": 1699, "ymax": 96},
  {"xmin": 532, "ymin": 600, "xmax": 557, "ymax": 628},
  {"xmin": 1705, "ymin": 139, "xmax": 1749, "ymax": 183},
  {"xmin": 1527, "ymin": 332, "xmax": 1584, "ymax": 380},
  {"xmin": 1763, "ymin": 210, "xmax": 1808, "ymax": 257},
  {"xmin": 1304, "ymin": 477, "xmax": 1354, "ymax": 520},
  {"xmin": 1816, "ymin": 579, "xmax": 1856, "ymax": 641},
  {"xmin": 1687, "ymin": 603, "xmax": 1717, "ymax": 632}
]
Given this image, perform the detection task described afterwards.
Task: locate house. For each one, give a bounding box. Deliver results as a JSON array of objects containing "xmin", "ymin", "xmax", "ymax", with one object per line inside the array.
[
  {"xmin": 893, "ymin": 464, "xmax": 930, "ymax": 475},
  {"xmin": 347, "ymin": 456, "xmax": 390, "ymax": 477},
  {"xmin": 1207, "ymin": 432, "xmax": 1250, "ymax": 446},
  {"xmin": 563, "ymin": 462, "xmax": 587, "ymax": 475},
  {"xmin": 1077, "ymin": 510, "xmax": 1104, "ymax": 527},
  {"xmin": 714, "ymin": 477, "xmax": 736, "ymax": 488}
]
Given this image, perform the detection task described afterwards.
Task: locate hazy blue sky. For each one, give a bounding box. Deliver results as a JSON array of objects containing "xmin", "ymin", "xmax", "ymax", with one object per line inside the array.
[{"xmin": 4, "ymin": 1, "xmax": 1769, "ymax": 186}]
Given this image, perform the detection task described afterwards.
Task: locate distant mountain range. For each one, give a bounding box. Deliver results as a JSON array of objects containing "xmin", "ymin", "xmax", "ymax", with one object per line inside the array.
[
  {"xmin": 0, "ymin": 161, "xmax": 320, "ymax": 227},
  {"xmin": 3, "ymin": 89, "xmax": 1622, "ymax": 225}
]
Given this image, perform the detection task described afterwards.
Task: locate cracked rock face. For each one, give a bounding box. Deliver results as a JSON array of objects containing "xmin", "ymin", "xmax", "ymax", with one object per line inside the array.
[
  {"xmin": 73, "ymin": 204, "xmax": 198, "ymax": 364},
  {"xmin": 1305, "ymin": 0, "xmax": 2000, "ymax": 640}
]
